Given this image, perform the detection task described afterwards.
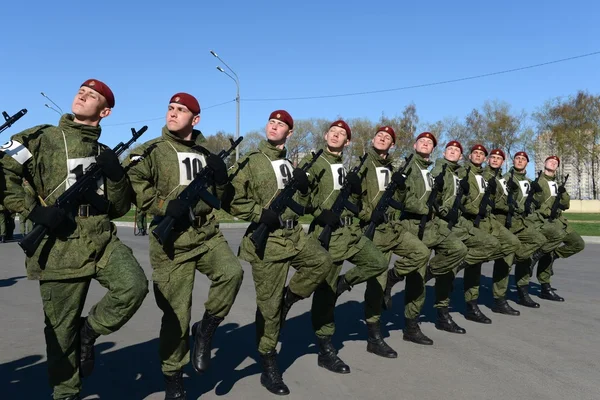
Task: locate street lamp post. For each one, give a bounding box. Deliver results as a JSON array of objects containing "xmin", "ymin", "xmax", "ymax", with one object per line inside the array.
[{"xmin": 210, "ymin": 50, "xmax": 240, "ymax": 161}]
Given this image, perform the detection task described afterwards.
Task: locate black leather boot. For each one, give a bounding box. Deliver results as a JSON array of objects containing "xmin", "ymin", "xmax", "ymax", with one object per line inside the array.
[
  {"xmin": 164, "ymin": 371, "xmax": 186, "ymax": 400},
  {"xmin": 366, "ymin": 322, "xmax": 397, "ymax": 358},
  {"xmin": 516, "ymin": 286, "xmax": 540, "ymax": 308},
  {"xmin": 382, "ymin": 269, "xmax": 404, "ymax": 310},
  {"xmin": 491, "ymin": 297, "xmax": 520, "ymax": 315},
  {"xmin": 435, "ymin": 307, "xmax": 466, "ymax": 334},
  {"xmin": 403, "ymin": 318, "xmax": 434, "ymax": 345},
  {"xmin": 335, "ymin": 275, "xmax": 351, "ymax": 299},
  {"xmin": 0, "ymin": 235, "xmax": 5, "ymax": 243},
  {"xmin": 260, "ymin": 350, "xmax": 290, "ymax": 395},
  {"xmin": 464, "ymin": 300, "xmax": 492, "ymax": 324},
  {"xmin": 529, "ymin": 249, "xmax": 545, "ymax": 274},
  {"xmin": 280, "ymin": 286, "xmax": 302, "ymax": 328},
  {"xmin": 540, "ymin": 283, "xmax": 564, "ymax": 302},
  {"xmin": 79, "ymin": 317, "xmax": 100, "ymax": 378},
  {"xmin": 191, "ymin": 310, "xmax": 224, "ymax": 374},
  {"xmin": 317, "ymin": 336, "xmax": 350, "ymax": 374}
]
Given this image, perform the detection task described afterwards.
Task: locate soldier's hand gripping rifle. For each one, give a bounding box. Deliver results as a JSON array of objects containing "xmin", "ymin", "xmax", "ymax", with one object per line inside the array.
[
  {"xmin": 447, "ymin": 166, "xmax": 471, "ymax": 230},
  {"xmin": 418, "ymin": 163, "xmax": 447, "ymax": 239},
  {"xmin": 152, "ymin": 137, "xmax": 243, "ymax": 247},
  {"xmin": 523, "ymin": 170, "xmax": 543, "ymax": 216},
  {"xmin": 505, "ymin": 169, "xmax": 516, "ymax": 229},
  {"xmin": 364, "ymin": 154, "xmax": 413, "ymax": 240},
  {"xmin": 19, "ymin": 126, "xmax": 148, "ymax": 257},
  {"xmin": 0, "ymin": 109, "xmax": 27, "ymax": 134},
  {"xmin": 473, "ymin": 168, "xmax": 500, "ymax": 228},
  {"xmin": 251, "ymin": 149, "xmax": 324, "ymax": 254},
  {"xmin": 549, "ymin": 174, "xmax": 569, "ymax": 222},
  {"xmin": 317, "ymin": 153, "xmax": 368, "ymax": 250}
]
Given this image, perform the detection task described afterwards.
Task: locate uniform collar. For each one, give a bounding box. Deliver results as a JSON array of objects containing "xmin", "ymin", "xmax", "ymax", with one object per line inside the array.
[
  {"xmin": 259, "ymin": 140, "xmax": 287, "ymax": 159},
  {"xmin": 162, "ymin": 126, "xmax": 206, "ymax": 146},
  {"xmin": 58, "ymin": 114, "xmax": 102, "ymax": 141}
]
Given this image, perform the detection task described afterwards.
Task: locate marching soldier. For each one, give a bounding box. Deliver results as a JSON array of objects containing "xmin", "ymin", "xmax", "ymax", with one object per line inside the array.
[
  {"xmin": 303, "ymin": 120, "xmax": 389, "ymax": 372},
  {"xmin": 126, "ymin": 93, "xmax": 244, "ymax": 399},
  {"xmin": 0, "ymin": 79, "xmax": 148, "ymax": 400},
  {"xmin": 226, "ymin": 110, "xmax": 331, "ymax": 395}
]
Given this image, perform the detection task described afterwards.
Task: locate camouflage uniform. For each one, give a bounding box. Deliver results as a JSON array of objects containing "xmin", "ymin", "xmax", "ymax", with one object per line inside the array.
[
  {"xmin": 303, "ymin": 149, "xmax": 388, "ymax": 339},
  {"xmin": 126, "ymin": 127, "xmax": 243, "ymax": 375},
  {"xmin": 0, "ymin": 202, "xmax": 6, "ymax": 240},
  {"xmin": 19, "ymin": 180, "xmax": 35, "ymax": 235},
  {"xmin": 0, "ymin": 114, "xmax": 148, "ymax": 400},
  {"xmin": 227, "ymin": 140, "xmax": 331, "ymax": 355}
]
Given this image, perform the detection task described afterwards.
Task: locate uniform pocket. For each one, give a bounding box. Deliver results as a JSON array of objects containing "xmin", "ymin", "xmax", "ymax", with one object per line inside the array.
[{"xmin": 39, "ymin": 283, "xmax": 56, "ymax": 326}]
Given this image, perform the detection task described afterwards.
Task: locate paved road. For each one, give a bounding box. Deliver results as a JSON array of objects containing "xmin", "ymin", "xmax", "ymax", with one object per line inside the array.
[{"xmin": 1, "ymin": 227, "xmax": 598, "ymax": 400}]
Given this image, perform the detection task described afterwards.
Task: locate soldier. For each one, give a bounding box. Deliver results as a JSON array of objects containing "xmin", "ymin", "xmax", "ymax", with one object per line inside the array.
[
  {"xmin": 126, "ymin": 93, "xmax": 244, "ymax": 399},
  {"xmin": 431, "ymin": 141, "xmax": 500, "ymax": 324},
  {"xmin": 530, "ymin": 155, "xmax": 585, "ymax": 301},
  {"xmin": 0, "ymin": 79, "xmax": 148, "ymax": 400},
  {"xmin": 487, "ymin": 150, "xmax": 546, "ymax": 309},
  {"xmin": 303, "ymin": 120, "xmax": 389, "ymax": 373},
  {"xmin": 226, "ymin": 110, "xmax": 331, "ymax": 395},
  {"xmin": 136, "ymin": 207, "xmax": 147, "ymax": 235},
  {"xmin": 358, "ymin": 126, "xmax": 432, "ymax": 346},
  {"xmin": 395, "ymin": 132, "xmax": 468, "ymax": 335}
]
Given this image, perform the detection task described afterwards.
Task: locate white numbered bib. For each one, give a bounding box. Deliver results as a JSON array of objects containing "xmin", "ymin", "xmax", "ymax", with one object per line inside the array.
[
  {"xmin": 475, "ymin": 175, "xmax": 486, "ymax": 194},
  {"xmin": 375, "ymin": 167, "xmax": 391, "ymax": 191},
  {"xmin": 0, "ymin": 140, "xmax": 33, "ymax": 165},
  {"xmin": 271, "ymin": 159, "xmax": 294, "ymax": 189},
  {"xmin": 67, "ymin": 157, "xmax": 104, "ymax": 193},
  {"xmin": 177, "ymin": 152, "xmax": 206, "ymax": 186},
  {"xmin": 519, "ymin": 180, "xmax": 530, "ymax": 197},
  {"xmin": 421, "ymin": 169, "xmax": 432, "ymax": 191},
  {"xmin": 498, "ymin": 178, "xmax": 509, "ymax": 195},
  {"xmin": 330, "ymin": 163, "xmax": 346, "ymax": 190},
  {"xmin": 547, "ymin": 181, "xmax": 558, "ymax": 197}
]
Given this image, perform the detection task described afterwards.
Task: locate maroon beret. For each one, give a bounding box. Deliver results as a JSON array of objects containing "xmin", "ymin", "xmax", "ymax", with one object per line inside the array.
[
  {"xmin": 269, "ymin": 110, "xmax": 293, "ymax": 129},
  {"xmin": 329, "ymin": 120, "xmax": 351, "ymax": 140},
  {"xmin": 81, "ymin": 79, "xmax": 115, "ymax": 108},
  {"xmin": 545, "ymin": 155, "xmax": 560, "ymax": 166},
  {"xmin": 445, "ymin": 140, "xmax": 463, "ymax": 153},
  {"xmin": 170, "ymin": 92, "xmax": 200, "ymax": 115},
  {"xmin": 416, "ymin": 131, "xmax": 437, "ymax": 147},
  {"xmin": 514, "ymin": 151, "xmax": 529, "ymax": 162},
  {"xmin": 489, "ymin": 148, "xmax": 506, "ymax": 159},
  {"xmin": 470, "ymin": 144, "xmax": 488, "ymax": 156},
  {"xmin": 376, "ymin": 126, "xmax": 396, "ymax": 143}
]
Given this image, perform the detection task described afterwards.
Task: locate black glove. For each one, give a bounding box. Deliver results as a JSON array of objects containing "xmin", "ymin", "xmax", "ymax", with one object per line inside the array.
[
  {"xmin": 346, "ymin": 172, "xmax": 362, "ymax": 195},
  {"xmin": 434, "ymin": 172, "xmax": 445, "ymax": 190},
  {"xmin": 206, "ymin": 154, "xmax": 228, "ymax": 185},
  {"xmin": 391, "ymin": 171, "xmax": 407, "ymax": 190},
  {"xmin": 531, "ymin": 181, "xmax": 543, "ymax": 193},
  {"xmin": 486, "ymin": 178, "xmax": 497, "ymax": 195},
  {"xmin": 259, "ymin": 209, "xmax": 281, "ymax": 230},
  {"xmin": 293, "ymin": 168, "xmax": 310, "ymax": 194},
  {"xmin": 28, "ymin": 205, "xmax": 66, "ymax": 232},
  {"xmin": 459, "ymin": 179, "xmax": 470, "ymax": 195},
  {"xmin": 506, "ymin": 179, "xmax": 518, "ymax": 191},
  {"xmin": 370, "ymin": 209, "xmax": 386, "ymax": 225},
  {"xmin": 165, "ymin": 199, "xmax": 190, "ymax": 220},
  {"xmin": 96, "ymin": 149, "xmax": 125, "ymax": 182},
  {"xmin": 558, "ymin": 185, "xmax": 566, "ymax": 194},
  {"xmin": 315, "ymin": 209, "xmax": 341, "ymax": 228}
]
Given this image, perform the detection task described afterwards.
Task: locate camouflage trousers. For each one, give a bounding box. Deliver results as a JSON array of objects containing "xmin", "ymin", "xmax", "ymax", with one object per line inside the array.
[
  {"xmin": 536, "ymin": 221, "xmax": 585, "ymax": 284},
  {"xmin": 311, "ymin": 236, "xmax": 388, "ymax": 338},
  {"xmin": 153, "ymin": 239, "xmax": 243, "ymax": 375},
  {"xmin": 0, "ymin": 211, "xmax": 6, "ymax": 236},
  {"xmin": 39, "ymin": 242, "xmax": 148, "ymax": 399},
  {"xmin": 252, "ymin": 236, "xmax": 331, "ymax": 355}
]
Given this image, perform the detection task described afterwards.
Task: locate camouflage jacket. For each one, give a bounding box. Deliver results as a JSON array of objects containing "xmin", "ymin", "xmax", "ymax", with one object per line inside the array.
[
  {"xmin": 534, "ymin": 172, "xmax": 570, "ymax": 225},
  {"xmin": 0, "ymin": 114, "xmax": 131, "ymax": 280},
  {"xmin": 503, "ymin": 167, "xmax": 544, "ymax": 230},
  {"xmin": 401, "ymin": 151, "xmax": 433, "ymax": 217},
  {"xmin": 457, "ymin": 160, "xmax": 491, "ymax": 218},
  {"xmin": 483, "ymin": 165, "xmax": 515, "ymax": 214},
  {"xmin": 431, "ymin": 157, "xmax": 462, "ymax": 219}
]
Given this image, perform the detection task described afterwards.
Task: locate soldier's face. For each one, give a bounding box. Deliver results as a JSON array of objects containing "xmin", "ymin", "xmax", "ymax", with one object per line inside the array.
[
  {"xmin": 166, "ymin": 104, "xmax": 200, "ymax": 133},
  {"xmin": 71, "ymin": 86, "xmax": 111, "ymax": 121},
  {"xmin": 488, "ymin": 154, "xmax": 504, "ymax": 169},
  {"xmin": 325, "ymin": 126, "xmax": 349, "ymax": 150},
  {"xmin": 444, "ymin": 146, "xmax": 462, "ymax": 162},
  {"xmin": 266, "ymin": 119, "xmax": 292, "ymax": 144},
  {"xmin": 414, "ymin": 138, "xmax": 434, "ymax": 156},
  {"xmin": 514, "ymin": 155, "xmax": 528, "ymax": 170},
  {"xmin": 545, "ymin": 159, "xmax": 559, "ymax": 172},
  {"xmin": 372, "ymin": 131, "xmax": 394, "ymax": 152},
  {"xmin": 469, "ymin": 150, "xmax": 486, "ymax": 165}
]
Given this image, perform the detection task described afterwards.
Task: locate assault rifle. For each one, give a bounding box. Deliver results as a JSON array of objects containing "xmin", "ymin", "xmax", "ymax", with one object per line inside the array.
[
  {"xmin": 364, "ymin": 154, "xmax": 413, "ymax": 240},
  {"xmin": 505, "ymin": 169, "xmax": 516, "ymax": 229},
  {"xmin": 19, "ymin": 126, "xmax": 148, "ymax": 257},
  {"xmin": 549, "ymin": 174, "xmax": 569, "ymax": 222},
  {"xmin": 317, "ymin": 153, "xmax": 368, "ymax": 250},
  {"xmin": 523, "ymin": 170, "xmax": 542, "ymax": 216},
  {"xmin": 473, "ymin": 168, "xmax": 500, "ymax": 228},
  {"xmin": 418, "ymin": 164, "xmax": 447, "ymax": 240},
  {"xmin": 152, "ymin": 136, "xmax": 243, "ymax": 247},
  {"xmin": 447, "ymin": 166, "xmax": 471, "ymax": 230},
  {"xmin": 250, "ymin": 149, "xmax": 323, "ymax": 254},
  {"xmin": 0, "ymin": 109, "xmax": 27, "ymax": 134}
]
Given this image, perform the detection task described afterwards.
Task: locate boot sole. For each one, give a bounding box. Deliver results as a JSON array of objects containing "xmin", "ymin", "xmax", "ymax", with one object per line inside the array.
[
  {"xmin": 491, "ymin": 309, "xmax": 520, "ymax": 316},
  {"xmin": 539, "ymin": 295, "xmax": 564, "ymax": 302},
  {"xmin": 464, "ymin": 315, "xmax": 492, "ymax": 324},
  {"xmin": 366, "ymin": 346, "xmax": 398, "ymax": 358},
  {"xmin": 435, "ymin": 324, "xmax": 466, "ymax": 334},
  {"xmin": 402, "ymin": 336, "xmax": 433, "ymax": 346},
  {"xmin": 317, "ymin": 360, "xmax": 351, "ymax": 374},
  {"xmin": 260, "ymin": 376, "xmax": 290, "ymax": 395}
]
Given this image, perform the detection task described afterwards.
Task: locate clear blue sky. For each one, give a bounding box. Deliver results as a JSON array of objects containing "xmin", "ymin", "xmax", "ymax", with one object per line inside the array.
[{"xmin": 1, "ymin": 0, "xmax": 599, "ymax": 149}]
